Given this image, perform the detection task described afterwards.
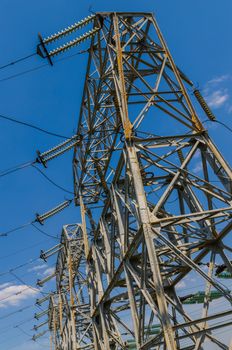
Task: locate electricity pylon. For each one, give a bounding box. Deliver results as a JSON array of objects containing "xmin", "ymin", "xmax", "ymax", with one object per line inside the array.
[{"xmin": 35, "ymin": 12, "xmax": 232, "ymax": 349}]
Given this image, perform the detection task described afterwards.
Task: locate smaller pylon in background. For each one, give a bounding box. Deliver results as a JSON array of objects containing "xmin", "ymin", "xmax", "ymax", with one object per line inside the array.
[{"xmin": 34, "ymin": 224, "xmax": 93, "ymax": 349}]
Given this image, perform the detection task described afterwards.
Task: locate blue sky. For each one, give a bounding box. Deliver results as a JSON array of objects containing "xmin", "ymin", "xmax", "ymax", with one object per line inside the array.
[{"xmin": 0, "ymin": 0, "xmax": 232, "ymax": 349}]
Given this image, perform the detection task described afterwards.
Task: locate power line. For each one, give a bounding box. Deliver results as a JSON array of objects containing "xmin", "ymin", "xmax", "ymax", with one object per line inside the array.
[
  {"xmin": 0, "ymin": 316, "xmax": 34, "ymax": 336},
  {"xmin": 0, "ymin": 48, "xmax": 88, "ymax": 83},
  {"xmin": 0, "ymin": 237, "xmax": 52, "ymax": 260},
  {"xmin": 0, "ymin": 198, "xmax": 73, "ymax": 238},
  {"xmin": 0, "ymin": 130, "xmax": 117, "ymax": 181},
  {"xmin": 0, "ymin": 257, "xmax": 39, "ymax": 277},
  {"xmin": 0, "ymin": 221, "xmax": 60, "ymax": 239},
  {"xmin": 0, "ymin": 222, "xmax": 32, "ymax": 237},
  {"xmin": 0, "ymin": 62, "xmax": 48, "ymax": 83},
  {"xmin": 14, "ymin": 325, "xmax": 32, "ymax": 338},
  {"xmin": 0, "ymin": 53, "xmax": 36, "ymax": 71},
  {"xmin": 10, "ymin": 271, "xmax": 54, "ymax": 296},
  {"xmin": 0, "ymin": 113, "xmax": 71, "ymax": 139},
  {"xmin": 10, "ymin": 272, "xmax": 42, "ymax": 294},
  {"xmin": 0, "ymin": 286, "xmax": 31, "ymax": 304},
  {"xmin": 1, "ymin": 270, "xmax": 39, "ymax": 286},
  {"xmin": 32, "ymin": 164, "xmax": 74, "ymax": 194},
  {"xmin": 31, "ymin": 223, "xmax": 59, "ymax": 240},
  {"xmin": 0, "ymin": 304, "xmax": 33, "ymax": 320},
  {"xmin": 0, "ymin": 161, "xmax": 34, "ymax": 179},
  {"xmin": 203, "ymin": 119, "xmax": 232, "ymax": 134}
]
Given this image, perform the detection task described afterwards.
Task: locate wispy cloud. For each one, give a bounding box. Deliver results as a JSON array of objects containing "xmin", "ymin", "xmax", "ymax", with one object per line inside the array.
[
  {"xmin": 192, "ymin": 149, "xmax": 201, "ymax": 159},
  {"xmin": 207, "ymin": 74, "xmax": 230, "ymax": 85},
  {"xmin": 193, "ymin": 161, "xmax": 202, "ymax": 174},
  {"xmin": 206, "ymin": 89, "xmax": 229, "ymax": 109},
  {"xmin": 28, "ymin": 264, "xmax": 47, "ymax": 273},
  {"xmin": 203, "ymin": 74, "xmax": 231, "ymax": 111},
  {"xmin": 0, "ymin": 284, "xmax": 39, "ymax": 308},
  {"xmin": 176, "ymin": 281, "xmax": 186, "ymax": 290},
  {"xmin": 0, "ymin": 282, "xmax": 12, "ymax": 290},
  {"xmin": 43, "ymin": 267, "xmax": 55, "ymax": 276}
]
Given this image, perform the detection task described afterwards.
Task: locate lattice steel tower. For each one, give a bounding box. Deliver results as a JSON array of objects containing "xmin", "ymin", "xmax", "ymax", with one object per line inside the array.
[{"xmin": 36, "ymin": 12, "xmax": 232, "ymax": 350}]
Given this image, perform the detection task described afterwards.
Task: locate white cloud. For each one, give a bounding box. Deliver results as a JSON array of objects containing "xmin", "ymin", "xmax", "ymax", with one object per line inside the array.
[
  {"xmin": 176, "ymin": 281, "xmax": 186, "ymax": 290},
  {"xmin": 206, "ymin": 89, "xmax": 229, "ymax": 109},
  {"xmin": 193, "ymin": 161, "xmax": 202, "ymax": 174},
  {"xmin": 28, "ymin": 264, "xmax": 47, "ymax": 273},
  {"xmin": 207, "ymin": 75, "xmax": 230, "ymax": 85},
  {"xmin": 43, "ymin": 267, "xmax": 55, "ymax": 276},
  {"xmin": 192, "ymin": 149, "xmax": 201, "ymax": 159},
  {"xmin": 0, "ymin": 284, "xmax": 39, "ymax": 308},
  {"xmin": 0, "ymin": 282, "xmax": 12, "ymax": 290},
  {"xmin": 203, "ymin": 74, "xmax": 231, "ymax": 112}
]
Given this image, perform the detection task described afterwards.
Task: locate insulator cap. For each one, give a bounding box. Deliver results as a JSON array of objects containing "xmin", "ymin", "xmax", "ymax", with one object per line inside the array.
[
  {"xmin": 43, "ymin": 14, "xmax": 96, "ymax": 45},
  {"xmin": 194, "ymin": 89, "xmax": 216, "ymax": 121}
]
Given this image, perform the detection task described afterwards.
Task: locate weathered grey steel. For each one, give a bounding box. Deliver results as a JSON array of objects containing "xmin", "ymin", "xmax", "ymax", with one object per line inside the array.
[{"xmin": 38, "ymin": 12, "xmax": 232, "ymax": 350}]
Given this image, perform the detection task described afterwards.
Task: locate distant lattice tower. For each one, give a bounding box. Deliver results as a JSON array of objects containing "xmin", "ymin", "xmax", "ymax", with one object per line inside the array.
[{"xmin": 37, "ymin": 11, "xmax": 232, "ymax": 350}]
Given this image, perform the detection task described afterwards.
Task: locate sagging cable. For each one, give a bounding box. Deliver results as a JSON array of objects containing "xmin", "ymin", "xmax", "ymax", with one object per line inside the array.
[
  {"xmin": 36, "ymin": 135, "xmax": 80, "ymax": 167},
  {"xmin": 35, "ymin": 199, "xmax": 72, "ymax": 225}
]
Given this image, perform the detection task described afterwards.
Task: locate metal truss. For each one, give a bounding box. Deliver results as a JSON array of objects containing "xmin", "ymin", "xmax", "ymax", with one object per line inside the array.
[
  {"xmin": 37, "ymin": 224, "xmax": 93, "ymax": 349},
  {"xmin": 36, "ymin": 12, "xmax": 232, "ymax": 350}
]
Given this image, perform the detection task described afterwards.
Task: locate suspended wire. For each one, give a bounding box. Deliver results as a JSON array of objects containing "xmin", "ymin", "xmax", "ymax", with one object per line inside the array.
[
  {"xmin": 203, "ymin": 119, "xmax": 232, "ymax": 134},
  {"xmin": 31, "ymin": 164, "xmax": 74, "ymax": 194},
  {"xmin": 0, "ymin": 196, "xmax": 73, "ymax": 237},
  {"xmin": 0, "ymin": 304, "xmax": 34, "ymax": 320},
  {"xmin": 31, "ymin": 223, "xmax": 59, "ymax": 240},
  {"xmin": 0, "ymin": 286, "xmax": 31, "ymax": 304},
  {"xmin": 10, "ymin": 271, "xmax": 53, "ymax": 296},
  {"xmin": 0, "ymin": 257, "xmax": 39, "ymax": 277},
  {"xmin": 0, "ymin": 222, "xmax": 32, "ymax": 237},
  {"xmin": 0, "ymin": 128, "xmax": 118, "ymax": 181},
  {"xmin": 1, "ymin": 270, "xmax": 39, "ymax": 286},
  {"xmin": 0, "ymin": 161, "xmax": 34, "ymax": 179},
  {"xmin": 0, "ymin": 221, "xmax": 60, "ymax": 239},
  {"xmin": 0, "ymin": 316, "xmax": 34, "ymax": 336},
  {"xmin": 0, "ymin": 53, "xmax": 36, "ymax": 71},
  {"xmin": 0, "ymin": 62, "xmax": 48, "ymax": 83},
  {"xmin": 0, "ymin": 113, "xmax": 71, "ymax": 139},
  {"xmin": 15, "ymin": 316, "xmax": 36, "ymax": 328},
  {"xmin": 10, "ymin": 272, "xmax": 41, "ymax": 294},
  {"xmin": 0, "ymin": 237, "xmax": 52, "ymax": 260},
  {"xmin": 14, "ymin": 325, "xmax": 32, "ymax": 338},
  {"xmin": 0, "ymin": 48, "xmax": 88, "ymax": 84}
]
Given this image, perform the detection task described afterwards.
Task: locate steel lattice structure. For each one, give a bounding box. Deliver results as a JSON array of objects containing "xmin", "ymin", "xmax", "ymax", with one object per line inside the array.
[{"xmin": 35, "ymin": 12, "xmax": 232, "ymax": 350}]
